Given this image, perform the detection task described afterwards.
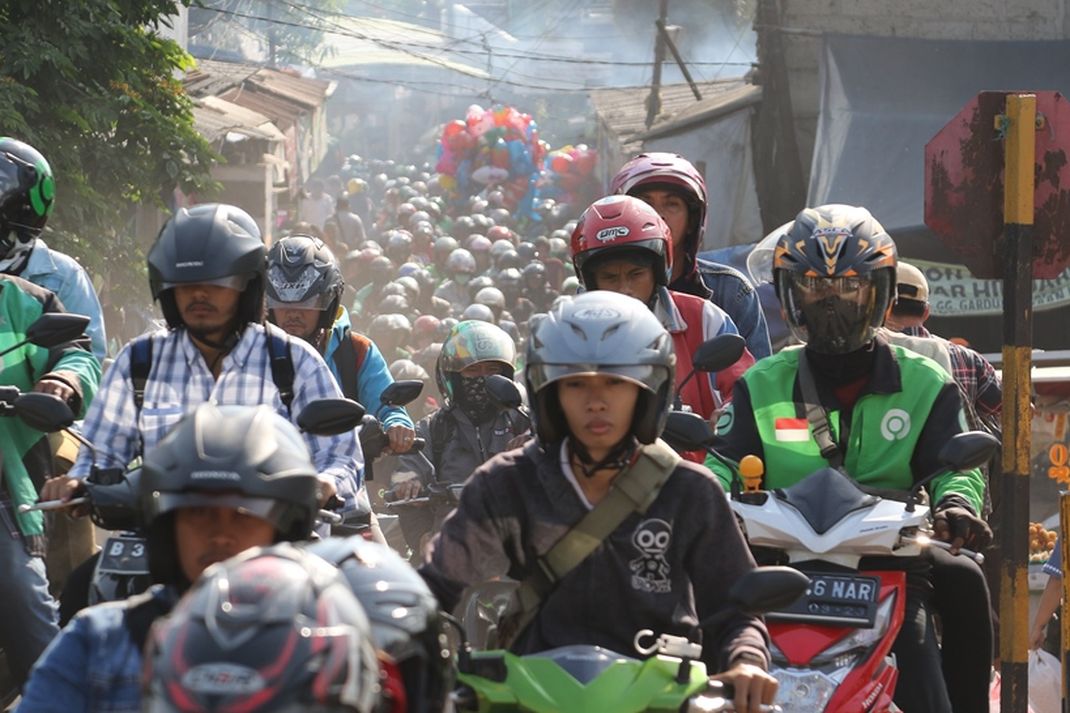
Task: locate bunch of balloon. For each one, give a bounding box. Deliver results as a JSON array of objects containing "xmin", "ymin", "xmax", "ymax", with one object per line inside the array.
[
  {"xmin": 537, "ymin": 144, "xmax": 599, "ymax": 217},
  {"xmin": 435, "ymin": 104, "xmax": 547, "ymax": 222}
]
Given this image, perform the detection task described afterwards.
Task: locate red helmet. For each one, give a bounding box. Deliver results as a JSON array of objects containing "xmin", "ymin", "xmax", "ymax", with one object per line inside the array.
[
  {"xmin": 570, "ymin": 195, "xmax": 673, "ymax": 288},
  {"xmin": 610, "ymin": 152, "xmax": 707, "ymax": 249}
]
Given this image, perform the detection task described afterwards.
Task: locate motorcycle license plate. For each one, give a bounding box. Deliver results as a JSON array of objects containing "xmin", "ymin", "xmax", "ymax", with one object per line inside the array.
[
  {"xmin": 96, "ymin": 536, "xmax": 149, "ymax": 575},
  {"xmin": 767, "ymin": 573, "xmax": 880, "ymax": 628}
]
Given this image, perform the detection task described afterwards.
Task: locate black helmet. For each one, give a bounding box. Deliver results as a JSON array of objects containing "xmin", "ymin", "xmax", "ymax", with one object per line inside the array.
[
  {"xmin": 308, "ymin": 537, "xmax": 454, "ymax": 713},
  {"xmin": 0, "ymin": 138, "xmax": 54, "ymax": 265},
  {"xmin": 525, "ymin": 291, "xmax": 675, "ymax": 445},
  {"xmin": 266, "ymin": 235, "xmax": 344, "ymax": 333},
  {"xmin": 773, "ymin": 204, "xmax": 897, "ymax": 354},
  {"xmin": 147, "ymin": 203, "xmax": 265, "ymax": 329},
  {"xmin": 143, "ymin": 544, "xmax": 380, "ymax": 713},
  {"xmin": 139, "ymin": 403, "xmax": 320, "ymax": 589}
]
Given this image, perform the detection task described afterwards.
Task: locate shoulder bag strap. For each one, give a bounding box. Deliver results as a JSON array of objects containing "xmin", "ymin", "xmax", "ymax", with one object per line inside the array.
[
  {"xmin": 507, "ymin": 440, "xmax": 681, "ymax": 643},
  {"xmin": 796, "ymin": 350, "xmax": 844, "ymax": 469}
]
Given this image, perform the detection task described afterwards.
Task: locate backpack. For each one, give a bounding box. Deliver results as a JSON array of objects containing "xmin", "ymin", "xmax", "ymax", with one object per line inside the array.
[
  {"xmin": 128, "ymin": 331, "xmax": 296, "ymax": 426},
  {"xmin": 330, "ymin": 329, "xmax": 371, "ymax": 404}
]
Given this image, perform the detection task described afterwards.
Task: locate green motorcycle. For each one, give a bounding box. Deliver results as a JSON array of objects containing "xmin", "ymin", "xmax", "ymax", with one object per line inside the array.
[{"xmin": 451, "ymin": 567, "xmax": 808, "ymax": 712}]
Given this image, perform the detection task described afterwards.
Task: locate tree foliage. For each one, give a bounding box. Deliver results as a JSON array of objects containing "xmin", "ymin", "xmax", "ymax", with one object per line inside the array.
[{"xmin": 0, "ymin": 0, "xmax": 217, "ymax": 306}]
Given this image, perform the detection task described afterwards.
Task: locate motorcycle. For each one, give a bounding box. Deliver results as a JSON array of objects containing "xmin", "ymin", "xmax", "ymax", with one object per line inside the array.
[
  {"xmin": 449, "ymin": 566, "xmax": 808, "ymax": 713},
  {"xmin": 662, "ymin": 411, "xmax": 998, "ymax": 713},
  {"xmin": 331, "ymin": 379, "xmax": 426, "ymax": 540},
  {"xmin": 29, "ymin": 397, "xmax": 368, "ymax": 617}
]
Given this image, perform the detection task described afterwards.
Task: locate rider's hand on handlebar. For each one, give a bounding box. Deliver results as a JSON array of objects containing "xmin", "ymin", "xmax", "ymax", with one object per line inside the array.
[
  {"xmin": 39, "ymin": 475, "xmax": 89, "ymax": 517},
  {"xmin": 316, "ymin": 475, "xmax": 338, "ymax": 507},
  {"xmin": 385, "ymin": 424, "xmax": 416, "ymax": 454},
  {"xmin": 33, "ymin": 376, "xmax": 76, "ymax": 405},
  {"xmin": 710, "ymin": 661, "xmax": 778, "ymax": 713},
  {"xmin": 933, "ymin": 502, "xmax": 993, "ymax": 554},
  {"xmin": 393, "ymin": 479, "xmax": 422, "ymax": 501}
]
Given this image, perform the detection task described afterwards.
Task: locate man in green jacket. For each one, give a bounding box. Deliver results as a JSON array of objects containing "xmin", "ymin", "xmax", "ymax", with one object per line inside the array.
[
  {"xmin": 705, "ymin": 205, "xmax": 987, "ymax": 713},
  {"xmin": 0, "ymin": 274, "xmax": 99, "ymax": 684}
]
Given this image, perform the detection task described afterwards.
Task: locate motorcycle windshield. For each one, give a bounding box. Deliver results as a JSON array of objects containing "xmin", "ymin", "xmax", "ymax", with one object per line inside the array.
[
  {"xmin": 528, "ymin": 646, "xmax": 635, "ymax": 685},
  {"xmin": 774, "ymin": 467, "xmax": 879, "ymax": 535}
]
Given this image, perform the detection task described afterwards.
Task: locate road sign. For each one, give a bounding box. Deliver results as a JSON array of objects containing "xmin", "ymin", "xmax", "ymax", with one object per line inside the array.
[{"xmin": 925, "ymin": 90, "xmax": 1070, "ymax": 278}]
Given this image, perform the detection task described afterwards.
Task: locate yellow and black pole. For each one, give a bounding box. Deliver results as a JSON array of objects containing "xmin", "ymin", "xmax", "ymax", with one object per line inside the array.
[
  {"xmin": 999, "ymin": 92, "xmax": 1037, "ymax": 713},
  {"xmin": 1062, "ymin": 493, "xmax": 1070, "ymax": 711}
]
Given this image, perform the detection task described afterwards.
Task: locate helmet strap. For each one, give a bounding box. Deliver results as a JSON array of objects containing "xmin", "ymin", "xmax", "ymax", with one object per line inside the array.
[{"xmin": 568, "ymin": 435, "xmax": 638, "ymax": 479}]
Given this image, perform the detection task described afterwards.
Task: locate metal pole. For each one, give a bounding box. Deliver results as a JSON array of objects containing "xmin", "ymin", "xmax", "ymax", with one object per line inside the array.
[
  {"xmin": 656, "ymin": 19, "xmax": 702, "ymax": 101},
  {"xmin": 1062, "ymin": 492, "xmax": 1070, "ymax": 713},
  {"xmin": 644, "ymin": 0, "xmax": 669, "ymax": 129},
  {"xmin": 999, "ymin": 92, "xmax": 1037, "ymax": 713}
]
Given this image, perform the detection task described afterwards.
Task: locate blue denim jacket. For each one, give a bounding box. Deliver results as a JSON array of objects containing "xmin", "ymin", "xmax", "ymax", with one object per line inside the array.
[
  {"xmin": 18, "ymin": 585, "xmax": 175, "ymax": 713},
  {"xmin": 672, "ymin": 258, "xmax": 772, "ymax": 359},
  {"xmin": 322, "ymin": 311, "xmax": 414, "ymax": 430},
  {"xmin": 22, "ymin": 239, "xmax": 107, "ymax": 360}
]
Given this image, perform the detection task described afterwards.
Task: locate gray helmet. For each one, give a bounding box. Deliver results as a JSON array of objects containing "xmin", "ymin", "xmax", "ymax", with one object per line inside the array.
[
  {"xmin": 460, "ymin": 302, "xmax": 495, "ymax": 323},
  {"xmin": 445, "ymin": 248, "xmax": 476, "ymax": 276},
  {"xmin": 474, "ymin": 286, "xmax": 506, "ymax": 312},
  {"xmin": 266, "ymin": 235, "xmax": 343, "ymax": 332},
  {"xmin": 148, "ymin": 203, "xmax": 265, "ymax": 329},
  {"xmin": 139, "ymin": 404, "xmax": 320, "ymax": 589},
  {"xmin": 308, "ymin": 537, "xmax": 453, "ymax": 713},
  {"xmin": 143, "ymin": 544, "xmax": 380, "ymax": 713},
  {"xmin": 525, "ymin": 291, "xmax": 675, "ymax": 445}
]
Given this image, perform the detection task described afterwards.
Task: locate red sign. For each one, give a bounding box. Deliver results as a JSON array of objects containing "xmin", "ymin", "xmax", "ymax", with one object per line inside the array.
[{"xmin": 925, "ymin": 91, "xmax": 1070, "ymax": 279}]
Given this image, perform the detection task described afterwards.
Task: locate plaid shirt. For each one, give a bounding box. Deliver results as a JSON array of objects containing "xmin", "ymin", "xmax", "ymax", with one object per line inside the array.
[
  {"xmin": 904, "ymin": 325, "xmax": 1002, "ymax": 430},
  {"xmin": 70, "ymin": 323, "xmax": 363, "ymax": 510}
]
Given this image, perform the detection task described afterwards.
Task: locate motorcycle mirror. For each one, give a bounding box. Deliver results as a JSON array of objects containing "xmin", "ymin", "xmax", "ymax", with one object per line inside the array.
[
  {"xmin": 381, "ymin": 379, "xmax": 423, "ymax": 407},
  {"xmin": 937, "ymin": 430, "xmax": 1000, "ymax": 472},
  {"xmin": 13, "ymin": 392, "xmax": 76, "ymax": 433},
  {"xmin": 297, "ymin": 399, "xmax": 366, "ymax": 436},
  {"xmin": 691, "ymin": 333, "xmax": 746, "ymax": 374},
  {"xmin": 662, "ymin": 411, "xmax": 715, "ymax": 452},
  {"xmin": 907, "ymin": 430, "xmax": 1001, "ymax": 508},
  {"xmin": 25, "ymin": 313, "xmax": 90, "ymax": 349},
  {"xmin": 727, "ymin": 566, "xmax": 811, "ymax": 616},
  {"xmin": 485, "ymin": 374, "xmax": 523, "ymax": 410},
  {"xmin": 0, "ymin": 313, "xmax": 91, "ymax": 359}
]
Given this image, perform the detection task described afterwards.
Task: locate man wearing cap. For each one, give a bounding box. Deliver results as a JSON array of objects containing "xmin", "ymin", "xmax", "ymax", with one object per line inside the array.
[
  {"xmin": 883, "ymin": 260, "xmax": 1001, "ymax": 713},
  {"xmin": 885, "ymin": 261, "xmax": 1002, "ymax": 434}
]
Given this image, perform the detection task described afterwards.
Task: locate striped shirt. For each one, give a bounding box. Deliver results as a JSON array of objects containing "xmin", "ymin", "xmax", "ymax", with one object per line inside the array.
[{"xmin": 70, "ymin": 323, "xmax": 363, "ymax": 510}]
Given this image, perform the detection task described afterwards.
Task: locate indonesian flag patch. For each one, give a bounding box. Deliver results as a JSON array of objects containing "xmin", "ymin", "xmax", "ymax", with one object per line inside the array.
[{"xmin": 774, "ymin": 418, "xmax": 810, "ymax": 442}]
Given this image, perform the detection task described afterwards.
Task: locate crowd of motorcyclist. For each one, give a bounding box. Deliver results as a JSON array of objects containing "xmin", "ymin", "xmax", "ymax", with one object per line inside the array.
[{"xmin": 0, "ymin": 131, "xmax": 1011, "ymax": 712}]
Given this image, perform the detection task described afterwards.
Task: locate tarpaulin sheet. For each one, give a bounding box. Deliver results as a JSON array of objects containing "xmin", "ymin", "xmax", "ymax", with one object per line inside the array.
[{"xmin": 809, "ymin": 35, "xmax": 1070, "ymax": 237}]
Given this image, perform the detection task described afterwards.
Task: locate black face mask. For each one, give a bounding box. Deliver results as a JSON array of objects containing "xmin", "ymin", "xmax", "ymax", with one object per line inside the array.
[{"xmin": 453, "ymin": 374, "xmax": 498, "ymax": 424}]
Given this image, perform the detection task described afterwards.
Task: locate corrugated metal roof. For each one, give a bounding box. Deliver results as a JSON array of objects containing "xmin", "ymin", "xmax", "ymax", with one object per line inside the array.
[
  {"xmin": 592, "ymin": 79, "xmax": 759, "ymax": 152},
  {"xmin": 185, "ymin": 59, "xmax": 332, "ymax": 108},
  {"xmin": 192, "ymin": 96, "xmax": 286, "ymax": 144}
]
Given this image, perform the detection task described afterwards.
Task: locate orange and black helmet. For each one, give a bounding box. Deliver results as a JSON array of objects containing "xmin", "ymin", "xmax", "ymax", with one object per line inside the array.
[{"xmin": 773, "ymin": 205, "xmax": 897, "ymax": 354}]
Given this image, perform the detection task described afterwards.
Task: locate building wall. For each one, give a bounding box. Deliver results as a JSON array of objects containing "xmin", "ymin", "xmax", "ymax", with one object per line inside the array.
[{"xmin": 772, "ymin": 0, "xmax": 1070, "ymax": 182}]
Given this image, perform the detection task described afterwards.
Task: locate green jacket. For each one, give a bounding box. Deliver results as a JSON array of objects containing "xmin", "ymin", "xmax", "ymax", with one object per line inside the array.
[
  {"xmin": 0, "ymin": 275, "xmax": 100, "ymax": 537},
  {"xmin": 705, "ymin": 340, "xmax": 984, "ymax": 513}
]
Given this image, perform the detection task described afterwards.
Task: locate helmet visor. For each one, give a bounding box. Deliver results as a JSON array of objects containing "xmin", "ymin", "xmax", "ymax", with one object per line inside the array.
[
  {"xmin": 160, "ymin": 274, "xmax": 250, "ymax": 291},
  {"xmin": 152, "ymin": 492, "xmax": 293, "ymax": 531},
  {"xmin": 0, "ymin": 156, "xmax": 23, "ymax": 201},
  {"xmin": 782, "ymin": 273, "xmax": 886, "ymax": 354},
  {"xmin": 266, "ymin": 293, "xmax": 333, "ymax": 311},
  {"xmin": 527, "ymin": 362, "xmax": 660, "ymax": 394}
]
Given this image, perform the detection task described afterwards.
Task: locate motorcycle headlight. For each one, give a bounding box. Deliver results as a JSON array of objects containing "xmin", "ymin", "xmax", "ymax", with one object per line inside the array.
[{"xmin": 774, "ymin": 668, "xmax": 840, "ymax": 712}]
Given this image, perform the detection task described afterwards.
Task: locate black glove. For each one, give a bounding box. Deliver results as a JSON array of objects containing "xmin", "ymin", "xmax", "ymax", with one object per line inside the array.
[{"xmin": 933, "ymin": 499, "xmax": 992, "ymax": 551}]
